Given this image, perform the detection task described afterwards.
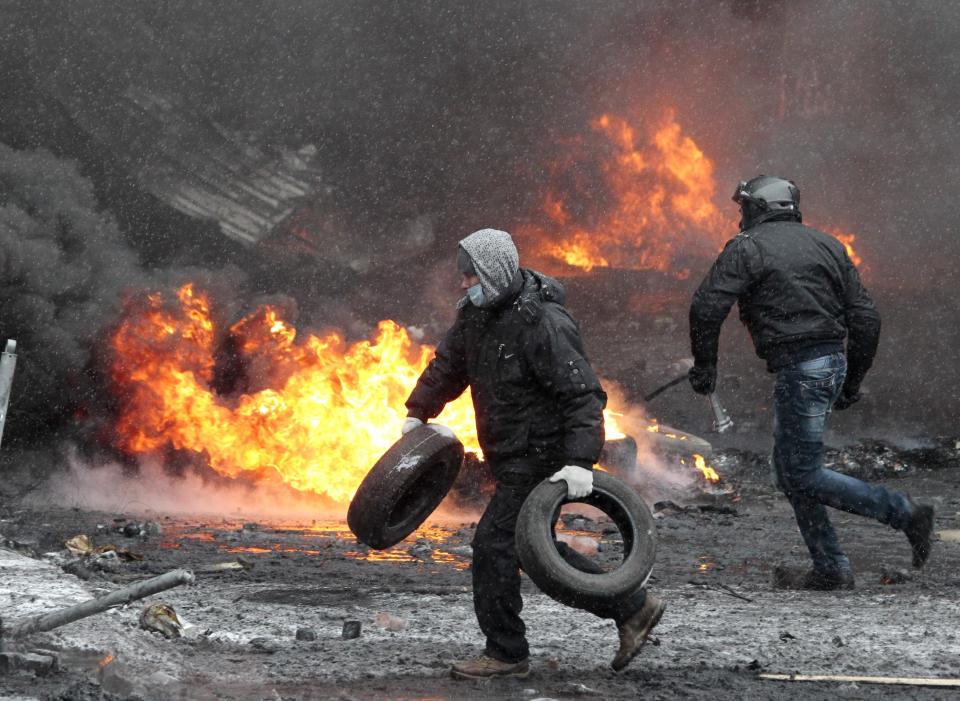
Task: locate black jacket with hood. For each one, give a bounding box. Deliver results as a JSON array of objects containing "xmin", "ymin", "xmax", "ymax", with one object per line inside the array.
[
  {"xmin": 406, "ymin": 263, "xmax": 606, "ymax": 474},
  {"xmin": 689, "ymin": 217, "xmax": 880, "ymax": 387}
]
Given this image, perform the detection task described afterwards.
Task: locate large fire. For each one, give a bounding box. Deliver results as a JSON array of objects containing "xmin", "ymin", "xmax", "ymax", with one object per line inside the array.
[
  {"xmin": 518, "ymin": 110, "xmax": 865, "ymax": 278},
  {"xmin": 518, "ymin": 110, "xmax": 734, "ymax": 276},
  {"xmin": 108, "ymin": 109, "xmax": 871, "ymax": 505},
  {"xmin": 109, "ymin": 285, "xmax": 626, "ymax": 503}
]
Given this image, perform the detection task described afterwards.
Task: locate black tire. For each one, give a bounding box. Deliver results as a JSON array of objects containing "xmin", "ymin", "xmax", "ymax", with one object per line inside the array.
[
  {"xmin": 347, "ymin": 425, "xmax": 464, "ymax": 549},
  {"xmin": 516, "ymin": 471, "xmax": 656, "ymax": 607},
  {"xmin": 649, "ymin": 424, "xmax": 713, "ymax": 457}
]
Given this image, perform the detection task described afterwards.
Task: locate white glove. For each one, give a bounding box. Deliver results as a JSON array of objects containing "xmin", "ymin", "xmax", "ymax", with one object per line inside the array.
[
  {"xmin": 401, "ymin": 417, "xmax": 423, "ymax": 436},
  {"xmin": 549, "ymin": 465, "xmax": 593, "ymax": 499},
  {"xmin": 427, "ymin": 423, "xmax": 457, "ymax": 440}
]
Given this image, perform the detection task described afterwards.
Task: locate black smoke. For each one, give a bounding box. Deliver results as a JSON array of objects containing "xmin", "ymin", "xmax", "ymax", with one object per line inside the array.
[
  {"xmin": 1, "ymin": 0, "xmax": 958, "ymax": 441},
  {"xmin": 7, "ymin": 2, "xmax": 960, "ymax": 273},
  {"xmin": 0, "ymin": 145, "xmax": 141, "ymax": 446}
]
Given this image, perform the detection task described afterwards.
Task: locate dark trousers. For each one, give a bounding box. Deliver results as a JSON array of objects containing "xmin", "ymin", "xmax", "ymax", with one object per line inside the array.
[
  {"xmin": 772, "ymin": 353, "xmax": 913, "ymax": 573},
  {"xmin": 472, "ymin": 469, "xmax": 647, "ymax": 663}
]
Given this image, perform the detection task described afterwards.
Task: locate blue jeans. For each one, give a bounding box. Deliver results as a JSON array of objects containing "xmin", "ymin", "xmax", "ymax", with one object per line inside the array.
[{"xmin": 772, "ymin": 353, "xmax": 913, "ymax": 573}]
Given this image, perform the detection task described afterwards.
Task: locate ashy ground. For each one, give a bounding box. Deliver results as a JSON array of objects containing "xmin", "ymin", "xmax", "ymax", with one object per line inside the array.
[{"xmin": 1, "ymin": 442, "xmax": 959, "ymax": 701}]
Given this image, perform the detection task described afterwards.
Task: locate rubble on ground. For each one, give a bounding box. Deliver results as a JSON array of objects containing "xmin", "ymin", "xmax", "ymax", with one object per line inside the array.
[
  {"xmin": 708, "ymin": 437, "xmax": 960, "ymax": 488},
  {"xmin": 139, "ymin": 602, "xmax": 185, "ymax": 638},
  {"xmin": 0, "ymin": 437, "xmax": 959, "ymax": 699},
  {"xmin": 341, "ymin": 621, "xmax": 362, "ymax": 639}
]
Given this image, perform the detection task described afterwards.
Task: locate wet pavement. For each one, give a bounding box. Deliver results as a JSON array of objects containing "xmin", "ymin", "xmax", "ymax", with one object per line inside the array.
[{"xmin": 1, "ymin": 441, "xmax": 959, "ymax": 700}]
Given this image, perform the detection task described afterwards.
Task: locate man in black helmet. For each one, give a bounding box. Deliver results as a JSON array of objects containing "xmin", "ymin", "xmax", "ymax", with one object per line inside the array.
[
  {"xmin": 688, "ymin": 176, "xmax": 934, "ymax": 590},
  {"xmin": 404, "ymin": 228, "xmax": 664, "ymax": 678}
]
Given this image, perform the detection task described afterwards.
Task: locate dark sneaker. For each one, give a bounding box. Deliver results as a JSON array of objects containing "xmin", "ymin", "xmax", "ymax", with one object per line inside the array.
[
  {"xmin": 450, "ymin": 655, "xmax": 529, "ymax": 680},
  {"xmin": 772, "ymin": 565, "xmax": 855, "ymax": 591},
  {"xmin": 611, "ymin": 594, "xmax": 666, "ymax": 672},
  {"xmin": 904, "ymin": 502, "xmax": 935, "ymax": 569}
]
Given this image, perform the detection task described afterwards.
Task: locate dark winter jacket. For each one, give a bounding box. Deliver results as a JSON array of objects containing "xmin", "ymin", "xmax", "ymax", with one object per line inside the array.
[
  {"xmin": 405, "ymin": 269, "xmax": 607, "ymax": 472},
  {"xmin": 689, "ymin": 219, "xmax": 881, "ymax": 386}
]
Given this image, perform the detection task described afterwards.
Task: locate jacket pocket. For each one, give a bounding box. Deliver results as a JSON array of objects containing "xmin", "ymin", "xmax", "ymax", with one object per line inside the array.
[
  {"xmin": 494, "ymin": 344, "xmax": 526, "ymax": 401},
  {"xmin": 498, "ymin": 354, "xmax": 525, "ymax": 383}
]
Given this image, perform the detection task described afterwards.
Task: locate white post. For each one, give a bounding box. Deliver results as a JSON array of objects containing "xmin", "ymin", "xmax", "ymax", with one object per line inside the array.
[{"xmin": 0, "ymin": 340, "xmax": 17, "ymax": 447}]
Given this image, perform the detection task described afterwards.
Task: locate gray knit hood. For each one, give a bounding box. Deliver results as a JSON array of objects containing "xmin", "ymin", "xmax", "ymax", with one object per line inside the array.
[{"xmin": 457, "ymin": 228, "xmax": 522, "ymax": 309}]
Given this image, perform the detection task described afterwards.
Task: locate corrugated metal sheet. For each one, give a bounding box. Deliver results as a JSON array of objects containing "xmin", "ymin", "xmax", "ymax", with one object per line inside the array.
[{"xmin": 46, "ymin": 82, "xmax": 320, "ymax": 246}]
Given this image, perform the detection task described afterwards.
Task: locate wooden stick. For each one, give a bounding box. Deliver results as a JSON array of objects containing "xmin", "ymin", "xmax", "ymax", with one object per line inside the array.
[
  {"xmin": 759, "ymin": 673, "xmax": 960, "ymax": 688},
  {"xmin": 713, "ymin": 582, "xmax": 753, "ymax": 603},
  {"xmin": 686, "ymin": 579, "xmax": 753, "ymax": 603},
  {"xmin": 643, "ymin": 374, "xmax": 688, "ymax": 402}
]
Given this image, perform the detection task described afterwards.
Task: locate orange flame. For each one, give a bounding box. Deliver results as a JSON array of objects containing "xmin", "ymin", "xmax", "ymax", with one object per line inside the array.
[
  {"xmin": 110, "ymin": 285, "xmax": 626, "ymax": 503},
  {"xmin": 519, "ymin": 111, "xmax": 733, "ymax": 275},
  {"xmin": 693, "ymin": 453, "xmax": 720, "ymax": 483},
  {"xmin": 824, "ymin": 227, "xmax": 863, "ymax": 267}
]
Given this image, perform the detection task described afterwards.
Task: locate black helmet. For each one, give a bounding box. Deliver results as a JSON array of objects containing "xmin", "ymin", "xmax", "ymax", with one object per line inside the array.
[{"xmin": 732, "ymin": 175, "xmax": 801, "ymax": 231}]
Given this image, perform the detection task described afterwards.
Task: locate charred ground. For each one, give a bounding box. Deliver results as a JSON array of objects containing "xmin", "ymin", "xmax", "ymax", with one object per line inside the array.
[{"xmin": 1, "ymin": 440, "xmax": 959, "ymax": 700}]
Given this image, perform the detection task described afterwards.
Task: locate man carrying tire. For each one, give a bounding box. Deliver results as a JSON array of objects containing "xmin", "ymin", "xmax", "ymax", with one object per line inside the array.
[
  {"xmin": 688, "ymin": 175, "xmax": 935, "ymax": 590},
  {"xmin": 404, "ymin": 228, "xmax": 665, "ymax": 679}
]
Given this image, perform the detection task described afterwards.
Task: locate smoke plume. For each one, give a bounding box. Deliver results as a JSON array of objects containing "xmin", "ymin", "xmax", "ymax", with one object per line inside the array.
[{"xmin": 1, "ymin": 0, "xmax": 958, "ymax": 470}]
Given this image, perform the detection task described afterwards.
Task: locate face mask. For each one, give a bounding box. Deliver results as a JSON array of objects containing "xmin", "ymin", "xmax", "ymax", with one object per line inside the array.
[{"xmin": 467, "ymin": 282, "xmax": 485, "ymax": 307}]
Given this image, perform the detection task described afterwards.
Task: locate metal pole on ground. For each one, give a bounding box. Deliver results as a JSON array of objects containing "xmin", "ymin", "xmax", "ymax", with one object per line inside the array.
[{"xmin": 2, "ymin": 569, "xmax": 195, "ymax": 640}]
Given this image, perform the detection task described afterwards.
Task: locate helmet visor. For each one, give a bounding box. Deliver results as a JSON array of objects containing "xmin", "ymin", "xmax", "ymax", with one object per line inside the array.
[{"xmin": 731, "ymin": 180, "xmax": 748, "ymax": 204}]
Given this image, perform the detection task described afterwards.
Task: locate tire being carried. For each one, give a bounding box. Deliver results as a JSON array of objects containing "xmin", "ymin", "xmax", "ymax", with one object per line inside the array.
[
  {"xmin": 516, "ymin": 471, "xmax": 656, "ymax": 609},
  {"xmin": 348, "ymin": 425, "xmax": 464, "ymax": 550}
]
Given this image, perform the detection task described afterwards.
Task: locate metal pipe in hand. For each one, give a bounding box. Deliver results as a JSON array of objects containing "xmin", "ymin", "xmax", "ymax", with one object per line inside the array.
[{"xmin": 708, "ymin": 393, "xmax": 734, "ymax": 433}]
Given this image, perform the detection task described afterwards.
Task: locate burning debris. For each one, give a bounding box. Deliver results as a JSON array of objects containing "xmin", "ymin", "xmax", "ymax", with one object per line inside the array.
[
  {"xmin": 2, "ymin": 2, "xmax": 960, "ymax": 698},
  {"xmin": 109, "ymin": 285, "xmax": 477, "ymax": 502},
  {"xmin": 106, "ymin": 283, "xmax": 655, "ymax": 506},
  {"xmin": 687, "ymin": 455, "xmax": 721, "ymax": 485},
  {"xmin": 515, "ymin": 110, "xmax": 863, "ymax": 281},
  {"xmin": 518, "ymin": 111, "xmax": 733, "ymax": 276}
]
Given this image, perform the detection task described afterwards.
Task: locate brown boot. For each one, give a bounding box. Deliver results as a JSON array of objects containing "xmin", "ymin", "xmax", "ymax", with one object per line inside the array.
[
  {"xmin": 450, "ymin": 655, "xmax": 530, "ymax": 680},
  {"xmin": 611, "ymin": 594, "xmax": 666, "ymax": 672}
]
